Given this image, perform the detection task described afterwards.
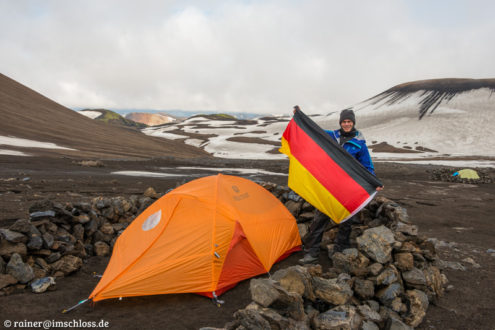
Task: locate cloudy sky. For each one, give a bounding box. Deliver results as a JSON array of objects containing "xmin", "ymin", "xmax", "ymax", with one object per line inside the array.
[{"xmin": 1, "ymin": 0, "xmax": 494, "ymax": 114}]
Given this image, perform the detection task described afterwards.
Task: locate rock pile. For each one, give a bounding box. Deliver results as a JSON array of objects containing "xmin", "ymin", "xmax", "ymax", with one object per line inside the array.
[
  {"xmin": 217, "ymin": 183, "xmax": 449, "ymax": 329},
  {"xmin": 1, "ymin": 182, "xmax": 448, "ymax": 329},
  {"xmin": 429, "ymin": 168, "xmax": 492, "ymax": 184},
  {"xmin": 0, "ymin": 187, "xmax": 162, "ymax": 295}
]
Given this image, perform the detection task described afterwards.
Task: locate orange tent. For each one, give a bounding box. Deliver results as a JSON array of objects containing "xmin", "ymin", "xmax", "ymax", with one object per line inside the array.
[{"xmin": 89, "ymin": 174, "xmax": 301, "ymax": 302}]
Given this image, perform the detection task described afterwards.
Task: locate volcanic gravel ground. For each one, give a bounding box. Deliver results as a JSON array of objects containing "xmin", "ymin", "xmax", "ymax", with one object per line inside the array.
[{"xmin": 0, "ymin": 156, "xmax": 494, "ymax": 329}]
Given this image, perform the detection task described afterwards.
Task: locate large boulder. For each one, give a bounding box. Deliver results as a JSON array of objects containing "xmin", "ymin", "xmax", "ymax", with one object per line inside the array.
[
  {"xmin": 232, "ymin": 308, "xmax": 271, "ymax": 330},
  {"xmin": 238, "ymin": 302, "xmax": 310, "ymax": 330},
  {"xmin": 313, "ymin": 305, "xmax": 361, "ymax": 330},
  {"xmin": 376, "ymin": 283, "xmax": 403, "ymax": 307},
  {"xmin": 271, "ymin": 265, "xmax": 315, "ymax": 301},
  {"xmin": 394, "ymin": 252, "xmax": 414, "ymax": 271},
  {"xmin": 402, "ymin": 268, "xmax": 427, "ymax": 289},
  {"xmin": 312, "ymin": 276, "xmax": 353, "ymax": 306},
  {"xmin": 50, "ymin": 255, "xmax": 82, "ymax": 275},
  {"xmin": 376, "ymin": 265, "xmax": 400, "ymax": 286},
  {"xmin": 0, "ymin": 240, "xmax": 27, "ymax": 259},
  {"xmin": 94, "ymin": 241, "xmax": 110, "ymax": 256},
  {"xmin": 9, "ymin": 219, "xmax": 33, "ymax": 233},
  {"xmin": 27, "ymin": 235, "xmax": 43, "ymax": 250},
  {"xmin": 6, "ymin": 253, "xmax": 34, "ymax": 283},
  {"xmin": 357, "ymin": 226, "xmax": 395, "ymax": 264},
  {"xmin": 249, "ymin": 278, "xmax": 306, "ymax": 321},
  {"xmin": 358, "ymin": 304, "xmax": 382, "ymax": 323},
  {"xmin": 332, "ymin": 248, "xmax": 370, "ymax": 276},
  {"xmin": 353, "ymin": 278, "xmax": 375, "ymax": 300},
  {"xmin": 0, "ymin": 229, "xmax": 27, "ymax": 243},
  {"xmin": 403, "ymin": 289, "xmax": 429, "ymax": 327}
]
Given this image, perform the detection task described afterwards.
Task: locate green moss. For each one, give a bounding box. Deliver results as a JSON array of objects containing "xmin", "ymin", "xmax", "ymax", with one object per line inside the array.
[
  {"xmin": 190, "ymin": 113, "xmax": 237, "ymax": 120},
  {"xmin": 83, "ymin": 109, "xmax": 148, "ymax": 129}
]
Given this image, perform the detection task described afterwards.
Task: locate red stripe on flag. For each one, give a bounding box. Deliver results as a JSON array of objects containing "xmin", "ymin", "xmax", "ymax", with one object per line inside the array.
[{"xmin": 283, "ymin": 120, "xmax": 370, "ymax": 212}]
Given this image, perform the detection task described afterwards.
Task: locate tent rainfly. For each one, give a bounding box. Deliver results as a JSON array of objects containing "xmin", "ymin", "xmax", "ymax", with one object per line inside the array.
[
  {"xmin": 454, "ymin": 169, "xmax": 480, "ymax": 180},
  {"xmin": 89, "ymin": 174, "xmax": 302, "ymax": 302}
]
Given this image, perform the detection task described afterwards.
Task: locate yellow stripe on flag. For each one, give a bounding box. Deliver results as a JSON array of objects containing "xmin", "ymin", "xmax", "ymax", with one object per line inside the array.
[{"xmin": 280, "ymin": 138, "xmax": 350, "ymax": 223}]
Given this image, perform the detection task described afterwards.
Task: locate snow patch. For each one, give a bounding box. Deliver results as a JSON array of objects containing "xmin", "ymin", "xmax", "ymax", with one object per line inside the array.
[
  {"xmin": 383, "ymin": 159, "xmax": 495, "ymax": 168},
  {"xmin": 0, "ymin": 149, "xmax": 30, "ymax": 156},
  {"xmin": 78, "ymin": 110, "xmax": 102, "ymax": 119},
  {"xmin": 111, "ymin": 171, "xmax": 184, "ymax": 178},
  {"xmin": 184, "ymin": 139, "xmax": 205, "ymax": 147},
  {"xmin": 172, "ymin": 166, "xmax": 286, "ymax": 176},
  {"xmin": 145, "ymin": 131, "xmax": 187, "ymax": 140},
  {"xmin": 0, "ymin": 136, "xmax": 76, "ymax": 150}
]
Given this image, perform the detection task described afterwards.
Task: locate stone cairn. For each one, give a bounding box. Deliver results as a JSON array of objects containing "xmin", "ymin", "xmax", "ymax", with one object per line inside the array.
[
  {"xmin": 213, "ymin": 183, "xmax": 449, "ymax": 330},
  {"xmin": 0, "ymin": 183, "xmax": 448, "ymax": 329},
  {"xmin": 428, "ymin": 168, "xmax": 493, "ymax": 184}
]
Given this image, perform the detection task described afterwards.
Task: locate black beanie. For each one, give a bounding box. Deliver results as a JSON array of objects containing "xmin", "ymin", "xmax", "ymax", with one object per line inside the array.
[{"xmin": 339, "ymin": 109, "xmax": 355, "ymax": 125}]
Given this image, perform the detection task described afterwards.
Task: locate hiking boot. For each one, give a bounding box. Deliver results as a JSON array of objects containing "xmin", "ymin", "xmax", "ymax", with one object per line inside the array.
[{"xmin": 298, "ymin": 254, "xmax": 318, "ymax": 264}]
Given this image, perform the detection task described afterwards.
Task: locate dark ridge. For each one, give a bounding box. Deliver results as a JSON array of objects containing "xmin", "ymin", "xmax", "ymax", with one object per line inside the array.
[
  {"xmin": 226, "ymin": 136, "xmax": 280, "ymax": 146},
  {"xmin": 369, "ymin": 142, "xmax": 422, "ymax": 153},
  {"xmin": 189, "ymin": 113, "xmax": 237, "ymax": 120},
  {"xmin": 389, "ymin": 78, "xmax": 495, "ymax": 93},
  {"xmin": 366, "ymin": 78, "xmax": 495, "ymax": 119}
]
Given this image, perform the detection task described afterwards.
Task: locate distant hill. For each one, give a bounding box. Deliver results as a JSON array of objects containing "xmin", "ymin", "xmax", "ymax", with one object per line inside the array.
[
  {"xmin": 0, "ymin": 73, "xmax": 209, "ymax": 159},
  {"xmin": 108, "ymin": 109, "xmax": 264, "ymax": 120},
  {"xmin": 140, "ymin": 78, "xmax": 495, "ymax": 160},
  {"xmin": 189, "ymin": 113, "xmax": 237, "ymax": 120},
  {"xmin": 125, "ymin": 112, "xmax": 176, "ymax": 126},
  {"xmin": 79, "ymin": 109, "xmax": 148, "ymax": 130}
]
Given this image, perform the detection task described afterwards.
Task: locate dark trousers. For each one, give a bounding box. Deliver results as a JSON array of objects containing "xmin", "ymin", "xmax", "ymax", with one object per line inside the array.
[{"xmin": 303, "ymin": 210, "xmax": 359, "ymax": 257}]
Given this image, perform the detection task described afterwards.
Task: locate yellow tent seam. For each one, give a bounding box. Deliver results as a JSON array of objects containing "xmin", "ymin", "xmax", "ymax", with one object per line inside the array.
[{"xmin": 210, "ymin": 173, "xmax": 220, "ymax": 292}]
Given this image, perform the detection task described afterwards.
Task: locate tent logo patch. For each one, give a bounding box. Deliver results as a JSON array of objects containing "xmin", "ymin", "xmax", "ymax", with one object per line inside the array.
[{"xmin": 142, "ymin": 210, "xmax": 161, "ymax": 231}]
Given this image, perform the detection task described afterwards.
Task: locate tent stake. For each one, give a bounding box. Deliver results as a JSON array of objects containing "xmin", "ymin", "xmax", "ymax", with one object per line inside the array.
[
  {"xmin": 62, "ymin": 299, "xmax": 89, "ymax": 314},
  {"xmin": 212, "ymin": 291, "xmax": 224, "ymax": 307}
]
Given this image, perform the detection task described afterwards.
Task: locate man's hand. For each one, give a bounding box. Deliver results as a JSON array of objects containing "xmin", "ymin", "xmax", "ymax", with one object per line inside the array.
[{"xmin": 376, "ymin": 186, "xmax": 384, "ymax": 191}]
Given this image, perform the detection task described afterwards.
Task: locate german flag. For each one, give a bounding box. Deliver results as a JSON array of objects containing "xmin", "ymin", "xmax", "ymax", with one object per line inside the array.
[{"xmin": 279, "ymin": 108, "xmax": 383, "ymax": 223}]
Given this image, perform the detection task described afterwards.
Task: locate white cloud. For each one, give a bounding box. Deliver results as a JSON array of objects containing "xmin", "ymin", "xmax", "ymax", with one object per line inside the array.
[{"xmin": 1, "ymin": 0, "xmax": 494, "ymax": 114}]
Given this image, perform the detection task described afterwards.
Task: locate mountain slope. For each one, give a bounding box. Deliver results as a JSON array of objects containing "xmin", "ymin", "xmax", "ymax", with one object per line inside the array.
[
  {"xmin": 366, "ymin": 78, "xmax": 495, "ymax": 119},
  {"xmin": 0, "ymin": 73, "xmax": 209, "ymax": 159},
  {"xmin": 139, "ymin": 78, "xmax": 494, "ymax": 162},
  {"xmin": 319, "ymin": 78, "xmax": 495, "ymax": 158}
]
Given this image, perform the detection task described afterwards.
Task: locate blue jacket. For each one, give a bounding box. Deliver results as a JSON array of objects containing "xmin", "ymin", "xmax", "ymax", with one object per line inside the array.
[{"xmin": 325, "ymin": 129, "xmax": 375, "ymax": 175}]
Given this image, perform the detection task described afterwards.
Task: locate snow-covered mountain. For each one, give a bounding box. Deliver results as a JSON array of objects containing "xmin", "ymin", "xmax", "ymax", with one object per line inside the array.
[
  {"xmin": 318, "ymin": 78, "xmax": 495, "ymax": 159},
  {"xmin": 142, "ymin": 78, "xmax": 495, "ymax": 166}
]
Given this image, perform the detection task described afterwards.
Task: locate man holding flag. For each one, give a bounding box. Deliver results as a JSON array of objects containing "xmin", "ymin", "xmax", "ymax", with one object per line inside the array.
[{"xmin": 279, "ymin": 106, "xmax": 383, "ymax": 264}]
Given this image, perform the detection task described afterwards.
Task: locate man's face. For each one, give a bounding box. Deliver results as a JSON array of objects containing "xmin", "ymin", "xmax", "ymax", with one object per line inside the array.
[{"xmin": 340, "ymin": 119, "xmax": 354, "ymax": 133}]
